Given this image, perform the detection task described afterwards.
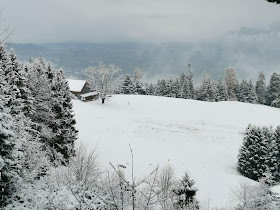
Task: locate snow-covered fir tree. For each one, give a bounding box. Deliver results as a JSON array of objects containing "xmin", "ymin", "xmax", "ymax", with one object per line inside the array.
[
  {"xmin": 49, "ymin": 69, "xmax": 78, "ymax": 162},
  {"xmin": 173, "ymin": 172, "xmax": 199, "ymax": 209},
  {"xmin": 273, "ymin": 126, "xmax": 280, "ymax": 181},
  {"xmin": 271, "ymin": 92, "xmax": 280, "ymax": 108},
  {"xmin": 135, "ymin": 81, "xmax": 146, "ymax": 95},
  {"xmin": 24, "ymin": 58, "xmax": 77, "ymax": 164},
  {"xmin": 147, "ymin": 83, "xmax": 155, "ymax": 95},
  {"xmin": 197, "ymin": 73, "xmax": 217, "ymax": 102},
  {"xmin": 186, "ymin": 65, "xmax": 195, "ymax": 99},
  {"xmin": 179, "ymin": 72, "xmax": 187, "ymax": 98},
  {"xmin": 238, "ymin": 125, "xmax": 267, "ymax": 181},
  {"xmin": 156, "ymin": 79, "xmax": 169, "ymax": 97},
  {"xmin": 255, "ymin": 72, "xmax": 267, "ymax": 104},
  {"xmin": 238, "ymin": 80, "xmax": 257, "ymax": 103},
  {"xmin": 0, "ymin": 102, "xmax": 21, "ymax": 207},
  {"xmin": 238, "ymin": 125, "xmax": 279, "ymax": 182},
  {"xmin": 174, "ymin": 78, "xmax": 181, "ymax": 98},
  {"xmin": 121, "ymin": 74, "xmax": 135, "ymax": 94},
  {"xmin": 266, "ymin": 72, "xmax": 280, "ymax": 106},
  {"xmin": 166, "ymin": 78, "xmax": 177, "ymax": 98},
  {"xmin": 0, "ymin": 44, "xmax": 8, "ymax": 72},
  {"xmin": 178, "ymin": 67, "xmax": 195, "ymax": 100},
  {"xmin": 216, "ymin": 77, "xmax": 228, "ymax": 101}
]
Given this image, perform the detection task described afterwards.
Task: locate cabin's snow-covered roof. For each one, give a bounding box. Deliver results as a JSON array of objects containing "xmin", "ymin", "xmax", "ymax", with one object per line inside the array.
[
  {"xmin": 67, "ymin": 79, "xmax": 87, "ymax": 92},
  {"xmin": 80, "ymin": 91, "xmax": 99, "ymax": 98}
]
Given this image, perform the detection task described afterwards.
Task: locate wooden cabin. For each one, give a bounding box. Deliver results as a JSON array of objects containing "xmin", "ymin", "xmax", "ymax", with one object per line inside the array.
[{"xmin": 67, "ymin": 79, "xmax": 99, "ymax": 101}]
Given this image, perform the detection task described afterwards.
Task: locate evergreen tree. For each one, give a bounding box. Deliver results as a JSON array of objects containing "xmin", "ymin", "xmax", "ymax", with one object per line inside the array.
[
  {"xmin": 216, "ymin": 77, "xmax": 228, "ymax": 101},
  {"xmin": 234, "ymin": 82, "xmax": 241, "ymax": 101},
  {"xmin": 186, "ymin": 65, "xmax": 195, "ymax": 99},
  {"xmin": 262, "ymin": 127, "xmax": 279, "ymax": 183},
  {"xmin": 121, "ymin": 74, "xmax": 135, "ymax": 94},
  {"xmin": 166, "ymin": 78, "xmax": 177, "ymax": 98},
  {"xmin": 0, "ymin": 103, "xmax": 21, "ymax": 207},
  {"xmin": 135, "ymin": 81, "xmax": 146, "ymax": 95},
  {"xmin": 225, "ymin": 67, "xmax": 238, "ymax": 101},
  {"xmin": 196, "ymin": 72, "xmax": 207, "ymax": 101},
  {"xmin": 255, "ymin": 72, "xmax": 267, "ymax": 104},
  {"xmin": 238, "ymin": 125, "xmax": 266, "ymax": 181},
  {"xmin": 182, "ymin": 79, "xmax": 191, "ymax": 99},
  {"xmin": 239, "ymin": 80, "xmax": 257, "ymax": 103},
  {"xmin": 271, "ymin": 92, "xmax": 280, "ymax": 108},
  {"xmin": 179, "ymin": 67, "xmax": 195, "ymax": 99},
  {"xmin": 5, "ymin": 50, "xmax": 34, "ymax": 125},
  {"xmin": 174, "ymin": 78, "xmax": 181, "ymax": 98},
  {"xmin": 266, "ymin": 72, "xmax": 280, "ymax": 106},
  {"xmin": 0, "ymin": 44, "xmax": 8, "ymax": 71},
  {"xmin": 179, "ymin": 72, "xmax": 187, "ymax": 98},
  {"xmin": 197, "ymin": 73, "xmax": 217, "ymax": 102},
  {"xmin": 156, "ymin": 79, "xmax": 169, "ymax": 96},
  {"xmin": 146, "ymin": 83, "xmax": 155, "ymax": 95},
  {"xmin": 238, "ymin": 125, "xmax": 278, "ymax": 182},
  {"xmin": 24, "ymin": 58, "xmax": 54, "ymax": 137},
  {"xmin": 25, "ymin": 58, "xmax": 77, "ymax": 163},
  {"xmin": 155, "ymin": 80, "xmax": 161, "ymax": 96},
  {"xmin": 273, "ymin": 126, "xmax": 280, "ymax": 181},
  {"xmin": 173, "ymin": 172, "xmax": 199, "ymax": 209},
  {"xmin": 49, "ymin": 69, "xmax": 78, "ymax": 162}
]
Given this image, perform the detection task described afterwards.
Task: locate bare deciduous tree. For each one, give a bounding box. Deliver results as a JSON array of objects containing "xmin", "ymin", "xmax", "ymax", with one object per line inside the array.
[
  {"xmin": 156, "ymin": 164, "xmax": 176, "ymax": 210},
  {"xmin": 59, "ymin": 145, "xmax": 108, "ymax": 210},
  {"xmin": 133, "ymin": 67, "xmax": 142, "ymax": 84},
  {"xmin": 0, "ymin": 10, "xmax": 13, "ymax": 44},
  {"xmin": 84, "ymin": 62, "xmax": 121, "ymax": 104},
  {"xmin": 107, "ymin": 144, "xmax": 160, "ymax": 210},
  {"xmin": 232, "ymin": 181, "xmax": 280, "ymax": 210}
]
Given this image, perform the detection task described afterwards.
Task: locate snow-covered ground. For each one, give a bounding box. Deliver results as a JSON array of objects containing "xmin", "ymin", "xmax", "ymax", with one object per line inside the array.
[{"xmin": 73, "ymin": 95, "xmax": 280, "ymax": 209}]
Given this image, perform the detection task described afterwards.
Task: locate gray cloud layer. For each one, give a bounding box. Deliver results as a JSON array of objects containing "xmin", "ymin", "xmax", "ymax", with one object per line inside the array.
[{"xmin": 1, "ymin": 0, "xmax": 280, "ymax": 43}]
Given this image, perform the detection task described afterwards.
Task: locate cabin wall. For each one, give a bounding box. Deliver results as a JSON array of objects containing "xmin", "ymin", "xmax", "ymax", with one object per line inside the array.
[{"xmin": 81, "ymin": 94, "xmax": 99, "ymax": 102}]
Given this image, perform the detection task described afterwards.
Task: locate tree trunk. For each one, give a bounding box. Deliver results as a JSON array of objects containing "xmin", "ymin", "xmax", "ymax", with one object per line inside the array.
[{"xmin": 102, "ymin": 98, "xmax": 105, "ymax": 104}]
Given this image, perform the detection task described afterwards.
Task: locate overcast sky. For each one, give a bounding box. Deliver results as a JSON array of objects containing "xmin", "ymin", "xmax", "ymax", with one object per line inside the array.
[{"xmin": 1, "ymin": 0, "xmax": 280, "ymax": 43}]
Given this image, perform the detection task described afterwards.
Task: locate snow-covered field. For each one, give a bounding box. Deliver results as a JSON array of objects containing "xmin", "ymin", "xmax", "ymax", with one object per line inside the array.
[{"xmin": 73, "ymin": 95, "xmax": 280, "ymax": 209}]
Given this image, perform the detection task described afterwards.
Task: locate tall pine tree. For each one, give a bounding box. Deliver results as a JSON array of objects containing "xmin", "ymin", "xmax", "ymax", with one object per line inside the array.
[
  {"xmin": 266, "ymin": 72, "xmax": 280, "ymax": 106},
  {"xmin": 255, "ymin": 72, "xmax": 267, "ymax": 104},
  {"xmin": 216, "ymin": 77, "xmax": 228, "ymax": 101},
  {"xmin": 0, "ymin": 100, "xmax": 21, "ymax": 207}
]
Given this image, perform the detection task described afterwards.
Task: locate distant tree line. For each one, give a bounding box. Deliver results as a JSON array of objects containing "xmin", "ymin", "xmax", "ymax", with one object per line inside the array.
[{"xmin": 118, "ymin": 66, "xmax": 280, "ymax": 108}]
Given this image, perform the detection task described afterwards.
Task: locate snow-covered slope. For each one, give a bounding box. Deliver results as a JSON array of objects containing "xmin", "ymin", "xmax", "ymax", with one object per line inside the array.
[{"xmin": 73, "ymin": 95, "xmax": 280, "ymax": 208}]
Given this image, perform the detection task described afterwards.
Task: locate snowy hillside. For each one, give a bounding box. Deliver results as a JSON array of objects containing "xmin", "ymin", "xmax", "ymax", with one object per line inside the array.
[{"xmin": 73, "ymin": 95, "xmax": 280, "ymax": 209}]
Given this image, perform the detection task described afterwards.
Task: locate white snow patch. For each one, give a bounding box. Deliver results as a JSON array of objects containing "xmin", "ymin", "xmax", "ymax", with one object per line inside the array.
[{"xmin": 73, "ymin": 95, "xmax": 280, "ymax": 208}]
